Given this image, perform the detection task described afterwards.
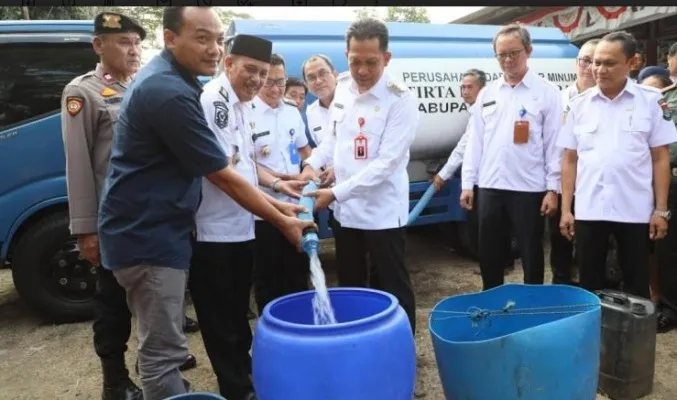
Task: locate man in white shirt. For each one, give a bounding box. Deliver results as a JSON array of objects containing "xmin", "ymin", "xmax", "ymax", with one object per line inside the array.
[
  {"xmin": 550, "ymin": 38, "xmax": 599, "ymax": 285},
  {"xmin": 192, "ymin": 36, "xmax": 309, "ymax": 400},
  {"xmin": 460, "ymin": 24, "xmax": 562, "ymax": 290},
  {"xmin": 250, "ymin": 53, "xmax": 314, "ymax": 315},
  {"xmin": 559, "ymin": 31, "xmax": 677, "ymax": 297},
  {"xmin": 300, "ymin": 18, "xmax": 419, "ymax": 334}
]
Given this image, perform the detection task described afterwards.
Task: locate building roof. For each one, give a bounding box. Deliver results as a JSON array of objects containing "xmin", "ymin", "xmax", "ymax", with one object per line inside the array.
[{"xmin": 450, "ymin": 7, "xmax": 545, "ymax": 25}]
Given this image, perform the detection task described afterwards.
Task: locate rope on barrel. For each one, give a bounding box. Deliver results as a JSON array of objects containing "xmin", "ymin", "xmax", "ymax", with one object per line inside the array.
[
  {"xmin": 430, "ymin": 301, "xmax": 599, "ymax": 323},
  {"xmin": 430, "ymin": 300, "xmax": 599, "ymax": 334}
]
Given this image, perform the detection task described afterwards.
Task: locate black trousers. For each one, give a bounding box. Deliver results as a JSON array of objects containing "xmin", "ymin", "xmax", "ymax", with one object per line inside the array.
[
  {"xmin": 253, "ymin": 220, "xmax": 309, "ymax": 314},
  {"xmin": 548, "ymin": 194, "xmax": 575, "ymax": 284},
  {"xmin": 93, "ymin": 267, "xmax": 133, "ymax": 385},
  {"xmin": 575, "ymin": 220, "xmax": 651, "ymax": 298},
  {"xmin": 469, "ymin": 185, "xmax": 516, "ymax": 268},
  {"xmin": 333, "ymin": 221, "xmax": 417, "ymax": 334},
  {"xmin": 478, "ymin": 188, "xmax": 546, "ymax": 290},
  {"xmin": 329, "ymin": 211, "xmax": 381, "ymax": 288},
  {"xmin": 189, "ymin": 240, "xmax": 255, "ymax": 400}
]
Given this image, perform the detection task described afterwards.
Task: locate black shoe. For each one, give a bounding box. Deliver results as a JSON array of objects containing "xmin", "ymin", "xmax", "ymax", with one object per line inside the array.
[
  {"xmin": 102, "ymin": 378, "xmax": 143, "ymax": 400},
  {"xmin": 179, "ymin": 354, "xmax": 197, "ymax": 371},
  {"xmin": 184, "ymin": 316, "xmax": 200, "ymax": 333},
  {"xmin": 135, "ymin": 354, "xmax": 197, "ymax": 375}
]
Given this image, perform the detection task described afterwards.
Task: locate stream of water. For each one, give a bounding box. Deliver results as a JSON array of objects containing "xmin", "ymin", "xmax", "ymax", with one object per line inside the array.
[{"xmin": 308, "ymin": 251, "xmax": 337, "ymax": 325}]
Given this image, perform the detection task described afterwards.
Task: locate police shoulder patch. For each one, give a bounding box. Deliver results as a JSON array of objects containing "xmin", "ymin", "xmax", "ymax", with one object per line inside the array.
[
  {"xmin": 659, "ymin": 98, "xmax": 672, "ymax": 121},
  {"xmin": 213, "ymin": 101, "xmax": 228, "ymax": 129},
  {"xmin": 65, "ymin": 96, "xmax": 84, "ymax": 117}
]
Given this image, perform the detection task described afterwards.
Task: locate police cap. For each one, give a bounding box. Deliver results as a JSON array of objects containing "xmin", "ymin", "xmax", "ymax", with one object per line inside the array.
[
  {"xmin": 94, "ymin": 12, "xmax": 146, "ymax": 40},
  {"xmin": 638, "ymin": 66, "xmax": 669, "ymax": 83},
  {"xmin": 229, "ymin": 34, "xmax": 273, "ymax": 63}
]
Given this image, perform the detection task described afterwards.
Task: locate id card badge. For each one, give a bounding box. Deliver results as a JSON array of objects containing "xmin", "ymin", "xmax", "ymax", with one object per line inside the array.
[
  {"xmin": 513, "ymin": 121, "xmax": 529, "ymax": 144},
  {"xmin": 288, "ymin": 142, "xmax": 300, "ymax": 164},
  {"xmin": 354, "ymin": 134, "xmax": 368, "ymax": 159}
]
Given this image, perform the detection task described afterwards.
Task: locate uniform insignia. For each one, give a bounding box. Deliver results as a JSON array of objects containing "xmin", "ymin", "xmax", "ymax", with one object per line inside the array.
[
  {"xmin": 659, "ymin": 98, "xmax": 672, "ymax": 121},
  {"xmin": 101, "ymin": 87, "xmax": 117, "ymax": 97},
  {"xmin": 214, "ymin": 101, "xmax": 228, "ymax": 129},
  {"xmin": 261, "ymin": 145, "xmax": 271, "ymax": 157},
  {"xmin": 219, "ymin": 87, "xmax": 229, "ymax": 102},
  {"xmin": 387, "ymin": 80, "xmax": 408, "ymax": 96},
  {"xmin": 249, "ymin": 121, "xmax": 256, "ymax": 130},
  {"xmin": 65, "ymin": 96, "xmax": 84, "ymax": 117},
  {"xmin": 102, "ymin": 14, "xmax": 122, "ymax": 29},
  {"xmin": 313, "ymin": 126, "xmax": 322, "ymax": 132},
  {"xmin": 103, "ymin": 73, "xmax": 115, "ymax": 83},
  {"xmin": 334, "ymin": 103, "xmax": 344, "ymax": 109},
  {"xmin": 104, "ymin": 97, "xmax": 122, "ymax": 105},
  {"xmin": 483, "ymin": 100, "xmax": 496, "ymax": 107}
]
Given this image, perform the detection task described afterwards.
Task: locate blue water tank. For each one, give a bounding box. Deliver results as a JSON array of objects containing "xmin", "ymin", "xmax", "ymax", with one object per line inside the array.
[
  {"xmin": 252, "ymin": 288, "xmax": 416, "ymax": 400},
  {"xmin": 429, "ymin": 284, "xmax": 601, "ymax": 400},
  {"xmin": 226, "ymin": 20, "xmax": 579, "ymax": 181}
]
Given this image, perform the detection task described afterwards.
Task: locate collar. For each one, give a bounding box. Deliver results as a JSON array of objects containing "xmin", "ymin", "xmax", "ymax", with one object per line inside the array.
[
  {"xmin": 217, "ymin": 73, "xmax": 243, "ymax": 105},
  {"xmin": 253, "ymin": 96, "xmax": 286, "ymax": 113},
  {"xmin": 348, "ymin": 71, "xmax": 389, "ymax": 100},
  {"xmin": 160, "ymin": 49, "xmax": 203, "ymax": 92},
  {"xmin": 591, "ymin": 78, "xmax": 636, "ymax": 100},
  {"xmin": 499, "ymin": 68, "xmax": 536, "ymax": 89},
  {"xmin": 95, "ymin": 63, "xmax": 129, "ymax": 88}
]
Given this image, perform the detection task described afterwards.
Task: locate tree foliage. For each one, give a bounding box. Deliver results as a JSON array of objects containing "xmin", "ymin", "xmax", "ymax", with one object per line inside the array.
[
  {"xmin": 353, "ymin": 7, "xmax": 430, "ymax": 23},
  {"xmin": 0, "ymin": 6, "xmax": 95, "ymax": 21},
  {"xmin": 385, "ymin": 7, "xmax": 430, "ymax": 23}
]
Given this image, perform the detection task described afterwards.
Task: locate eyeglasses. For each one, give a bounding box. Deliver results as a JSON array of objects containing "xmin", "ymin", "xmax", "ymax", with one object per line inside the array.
[
  {"xmin": 495, "ymin": 48, "xmax": 525, "ymax": 60},
  {"xmin": 305, "ymin": 69, "xmax": 331, "ymax": 83},
  {"xmin": 577, "ymin": 57, "xmax": 593, "ymax": 68},
  {"xmin": 264, "ymin": 78, "xmax": 287, "ymax": 88}
]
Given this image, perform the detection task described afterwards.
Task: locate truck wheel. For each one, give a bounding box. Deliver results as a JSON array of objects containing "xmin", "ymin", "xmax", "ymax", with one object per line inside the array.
[{"xmin": 11, "ymin": 211, "xmax": 97, "ymax": 323}]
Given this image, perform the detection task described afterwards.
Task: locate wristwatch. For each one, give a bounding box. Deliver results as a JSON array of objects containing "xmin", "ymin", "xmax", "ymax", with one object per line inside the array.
[
  {"xmin": 271, "ymin": 178, "xmax": 281, "ymax": 193},
  {"xmin": 654, "ymin": 209, "xmax": 672, "ymax": 221}
]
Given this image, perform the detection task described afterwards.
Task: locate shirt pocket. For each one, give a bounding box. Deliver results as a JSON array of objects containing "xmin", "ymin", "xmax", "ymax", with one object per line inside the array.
[
  {"xmin": 103, "ymin": 103, "xmax": 121, "ymax": 140},
  {"xmin": 480, "ymin": 104, "xmax": 498, "ymax": 134},
  {"xmin": 621, "ymin": 115, "xmax": 651, "ymax": 152},
  {"xmin": 573, "ymin": 123, "xmax": 598, "ymax": 152},
  {"xmin": 252, "ymin": 129, "xmax": 274, "ymax": 158},
  {"xmin": 362, "ymin": 116, "xmax": 387, "ymax": 157}
]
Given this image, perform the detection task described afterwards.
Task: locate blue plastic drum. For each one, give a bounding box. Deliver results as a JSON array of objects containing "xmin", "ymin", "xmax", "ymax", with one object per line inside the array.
[
  {"xmin": 429, "ymin": 284, "xmax": 601, "ymax": 400},
  {"xmin": 252, "ymin": 288, "xmax": 416, "ymax": 400}
]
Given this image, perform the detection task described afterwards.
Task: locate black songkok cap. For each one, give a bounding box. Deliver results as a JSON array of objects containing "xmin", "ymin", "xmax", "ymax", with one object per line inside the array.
[
  {"xmin": 94, "ymin": 12, "xmax": 146, "ymax": 41},
  {"xmin": 229, "ymin": 34, "xmax": 273, "ymax": 63}
]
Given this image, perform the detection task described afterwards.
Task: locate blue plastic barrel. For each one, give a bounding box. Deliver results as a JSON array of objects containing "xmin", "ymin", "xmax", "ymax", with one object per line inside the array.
[
  {"xmin": 429, "ymin": 284, "xmax": 601, "ymax": 400},
  {"xmin": 252, "ymin": 288, "xmax": 416, "ymax": 400},
  {"xmin": 164, "ymin": 393, "xmax": 226, "ymax": 400}
]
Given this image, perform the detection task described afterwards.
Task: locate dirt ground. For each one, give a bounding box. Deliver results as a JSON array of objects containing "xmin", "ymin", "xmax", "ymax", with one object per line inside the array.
[{"xmin": 1, "ymin": 226, "xmax": 676, "ymax": 399}]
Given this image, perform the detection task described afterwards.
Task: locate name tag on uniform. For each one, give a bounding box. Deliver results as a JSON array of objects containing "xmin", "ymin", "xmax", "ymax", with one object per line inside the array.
[
  {"xmin": 252, "ymin": 131, "xmax": 270, "ymax": 142},
  {"xmin": 313, "ymin": 126, "xmax": 322, "ymax": 132},
  {"xmin": 288, "ymin": 143, "xmax": 300, "ymax": 164},
  {"xmin": 104, "ymin": 97, "xmax": 122, "ymax": 105},
  {"xmin": 354, "ymin": 135, "xmax": 368, "ymax": 159},
  {"xmin": 514, "ymin": 106, "xmax": 529, "ymax": 144},
  {"xmin": 482, "ymin": 100, "xmax": 496, "ymax": 107}
]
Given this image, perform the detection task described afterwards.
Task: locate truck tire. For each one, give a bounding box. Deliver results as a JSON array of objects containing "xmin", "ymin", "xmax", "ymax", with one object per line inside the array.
[{"xmin": 11, "ymin": 211, "xmax": 97, "ymax": 323}]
